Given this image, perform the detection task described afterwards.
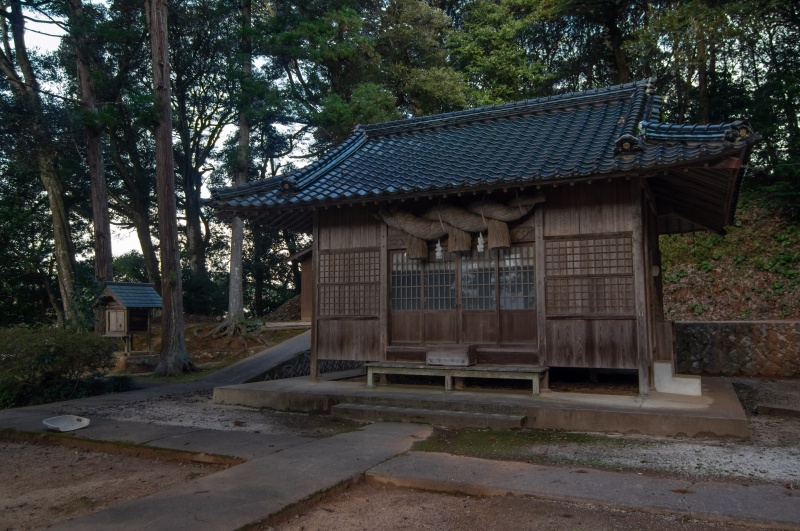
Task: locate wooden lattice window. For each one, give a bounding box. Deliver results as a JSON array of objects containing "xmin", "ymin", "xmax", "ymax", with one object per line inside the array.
[
  {"xmin": 390, "ymin": 244, "xmax": 536, "ymax": 313},
  {"xmin": 498, "ymin": 246, "xmax": 536, "ymax": 309},
  {"xmin": 423, "ymin": 251, "xmax": 456, "ymax": 310},
  {"xmin": 318, "ymin": 250, "xmax": 380, "ymax": 317},
  {"xmin": 545, "ymin": 236, "xmax": 633, "ymax": 276},
  {"xmin": 545, "ymin": 277, "xmax": 634, "ymax": 314},
  {"xmin": 544, "ymin": 234, "xmax": 634, "ymax": 316},
  {"xmin": 461, "ymin": 250, "xmax": 496, "ymax": 310},
  {"xmin": 391, "ymin": 252, "xmax": 421, "ymax": 311}
]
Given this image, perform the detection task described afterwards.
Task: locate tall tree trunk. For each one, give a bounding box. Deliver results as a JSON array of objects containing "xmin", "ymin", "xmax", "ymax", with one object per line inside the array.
[
  {"xmin": 69, "ymin": 0, "xmax": 113, "ymax": 332},
  {"xmin": 283, "ymin": 230, "xmax": 301, "ymax": 291},
  {"xmin": 604, "ymin": 13, "xmax": 631, "ymax": 84},
  {"xmin": 253, "ymin": 227, "xmax": 265, "ymax": 317},
  {"xmin": 146, "ymin": 0, "xmax": 191, "ymax": 374},
  {"xmin": 1, "ymin": 0, "xmax": 77, "ymax": 323},
  {"xmin": 133, "ymin": 211, "xmax": 162, "ymax": 289},
  {"xmin": 696, "ymin": 25, "xmax": 710, "ymax": 124},
  {"xmin": 216, "ymin": 0, "xmax": 251, "ymax": 334},
  {"xmin": 40, "ymin": 155, "xmax": 77, "ymax": 323},
  {"xmin": 176, "ymin": 101, "xmax": 206, "ymax": 277}
]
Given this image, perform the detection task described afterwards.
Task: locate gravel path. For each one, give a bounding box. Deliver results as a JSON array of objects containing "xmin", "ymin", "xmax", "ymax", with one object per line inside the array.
[{"xmin": 65, "ymin": 389, "xmax": 357, "ymax": 438}]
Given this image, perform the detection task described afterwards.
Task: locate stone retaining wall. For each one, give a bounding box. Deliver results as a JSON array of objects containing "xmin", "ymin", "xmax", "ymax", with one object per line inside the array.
[{"xmin": 675, "ymin": 321, "xmax": 800, "ymax": 377}]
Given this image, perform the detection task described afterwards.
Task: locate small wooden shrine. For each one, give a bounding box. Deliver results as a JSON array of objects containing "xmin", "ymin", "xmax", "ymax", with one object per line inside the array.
[
  {"xmin": 210, "ymin": 80, "xmax": 759, "ymax": 395},
  {"xmin": 97, "ymin": 282, "xmax": 162, "ymax": 353}
]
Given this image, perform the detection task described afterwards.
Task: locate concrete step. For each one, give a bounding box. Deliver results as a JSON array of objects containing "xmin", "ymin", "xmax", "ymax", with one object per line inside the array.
[
  {"xmin": 341, "ymin": 394, "xmax": 530, "ymax": 416},
  {"xmin": 331, "ymin": 403, "xmax": 526, "ymax": 429}
]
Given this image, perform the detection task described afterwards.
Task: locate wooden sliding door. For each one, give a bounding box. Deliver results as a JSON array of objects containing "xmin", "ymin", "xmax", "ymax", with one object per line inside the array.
[{"xmin": 389, "ymin": 244, "xmax": 536, "ymax": 348}]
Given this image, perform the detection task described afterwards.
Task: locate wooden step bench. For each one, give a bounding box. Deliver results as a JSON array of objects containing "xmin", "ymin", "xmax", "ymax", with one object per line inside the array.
[{"xmin": 365, "ymin": 362, "xmax": 549, "ymax": 395}]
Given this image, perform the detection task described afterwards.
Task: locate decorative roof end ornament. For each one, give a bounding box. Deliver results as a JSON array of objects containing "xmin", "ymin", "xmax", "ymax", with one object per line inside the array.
[
  {"xmin": 725, "ymin": 121, "xmax": 753, "ymax": 143},
  {"xmin": 614, "ymin": 134, "xmax": 643, "ymax": 156},
  {"xmin": 279, "ymin": 175, "xmax": 297, "ymax": 194}
]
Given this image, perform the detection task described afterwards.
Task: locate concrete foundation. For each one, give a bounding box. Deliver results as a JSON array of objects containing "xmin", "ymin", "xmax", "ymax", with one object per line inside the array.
[
  {"xmin": 213, "ymin": 376, "xmax": 749, "ymax": 439},
  {"xmin": 653, "ymin": 360, "xmax": 702, "ymax": 396}
]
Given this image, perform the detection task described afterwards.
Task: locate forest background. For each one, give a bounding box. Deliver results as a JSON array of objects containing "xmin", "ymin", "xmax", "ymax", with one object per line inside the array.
[{"xmin": 1, "ymin": 0, "xmax": 798, "ymax": 336}]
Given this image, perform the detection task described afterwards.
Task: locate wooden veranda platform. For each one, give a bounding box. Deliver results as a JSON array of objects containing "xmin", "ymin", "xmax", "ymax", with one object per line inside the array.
[{"xmin": 366, "ymin": 362, "xmax": 548, "ymax": 395}]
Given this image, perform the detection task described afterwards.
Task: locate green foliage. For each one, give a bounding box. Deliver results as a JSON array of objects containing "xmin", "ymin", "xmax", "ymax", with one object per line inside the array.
[
  {"xmin": 113, "ymin": 251, "xmax": 150, "ymax": 283},
  {"xmin": 0, "ymin": 327, "xmax": 123, "ymax": 408},
  {"xmin": 316, "ymin": 83, "xmax": 402, "ymax": 142},
  {"xmin": 447, "ymin": 0, "xmax": 552, "ymax": 103},
  {"xmin": 182, "ymin": 269, "xmax": 227, "ymax": 316}
]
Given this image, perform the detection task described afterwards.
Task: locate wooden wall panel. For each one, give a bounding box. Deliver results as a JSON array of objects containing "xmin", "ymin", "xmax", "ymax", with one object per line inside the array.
[
  {"xmin": 500, "ymin": 310, "xmax": 537, "ymax": 344},
  {"xmin": 390, "ymin": 312, "xmax": 423, "ymax": 343},
  {"xmin": 579, "ymin": 180, "xmax": 631, "ymax": 234},
  {"xmin": 317, "ymin": 319, "xmax": 381, "ymax": 360},
  {"xmin": 318, "ymin": 208, "xmax": 380, "ymax": 250},
  {"xmin": 546, "ymin": 320, "xmax": 588, "ymax": 367},
  {"xmin": 544, "ymin": 180, "xmax": 632, "ymax": 237},
  {"xmin": 541, "ymin": 179, "xmax": 639, "ymax": 370},
  {"xmin": 423, "ymin": 311, "xmax": 458, "ymax": 343},
  {"xmin": 594, "ymin": 319, "xmax": 637, "ymax": 368},
  {"xmin": 546, "ymin": 319, "xmax": 636, "ymax": 369},
  {"xmin": 316, "ymin": 208, "xmax": 382, "ymax": 361},
  {"xmin": 544, "ymin": 187, "xmax": 580, "ymax": 237},
  {"xmin": 462, "ymin": 311, "xmax": 498, "ymax": 344}
]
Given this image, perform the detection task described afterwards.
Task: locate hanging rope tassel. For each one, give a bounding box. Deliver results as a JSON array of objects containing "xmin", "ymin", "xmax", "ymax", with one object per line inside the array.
[
  {"xmin": 487, "ymin": 218, "xmax": 510, "ymax": 249},
  {"xmin": 406, "ymin": 236, "xmax": 429, "ymax": 260}
]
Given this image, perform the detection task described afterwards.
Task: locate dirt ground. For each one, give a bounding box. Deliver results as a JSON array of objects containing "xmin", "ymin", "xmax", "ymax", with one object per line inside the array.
[
  {"xmin": 2, "ymin": 376, "xmax": 798, "ymax": 530},
  {"xmin": 268, "ymin": 482, "xmax": 759, "ymax": 531},
  {"xmin": 0, "ymin": 442, "xmax": 222, "ymax": 530}
]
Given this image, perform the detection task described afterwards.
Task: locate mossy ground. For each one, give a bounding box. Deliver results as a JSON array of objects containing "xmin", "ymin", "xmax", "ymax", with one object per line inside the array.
[
  {"xmin": 661, "ymin": 193, "xmax": 799, "ymax": 320},
  {"xmin": 413, "ymin": 427, "xmax": 642, "ymax": 466}
]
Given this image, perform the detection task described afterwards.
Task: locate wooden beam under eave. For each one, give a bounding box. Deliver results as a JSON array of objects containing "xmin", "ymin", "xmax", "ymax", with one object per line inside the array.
[{"xmin": 660, "ymin": 210, "xmax": 722, "ymax": 234}]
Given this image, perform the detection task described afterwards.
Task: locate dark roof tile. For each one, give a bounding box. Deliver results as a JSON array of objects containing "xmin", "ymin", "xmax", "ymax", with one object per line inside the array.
[
  {"xmin": 101, "ymin": 282, "xmax": 162, "ymax": 309},
  {"xmin": 210, "ymin": 79, "xmax": 758, "ymax": 229}
]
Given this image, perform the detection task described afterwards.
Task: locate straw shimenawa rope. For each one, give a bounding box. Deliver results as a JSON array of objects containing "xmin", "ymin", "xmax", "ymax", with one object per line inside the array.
[{"xmin": 379, "ymin": 194, "xmax": 544, "ymax": 259}]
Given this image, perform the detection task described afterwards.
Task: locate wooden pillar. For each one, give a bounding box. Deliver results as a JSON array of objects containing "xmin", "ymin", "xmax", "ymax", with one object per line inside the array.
[
  {"xmin": 310, "ymin": 210, "xmax": 320, "ymax": 381},
  {"xmin": 631, "ymin": 180, "xmax": 650, "ymax": 395},
  {"xmin": 146, "ymin": 309, "xmax": 153, "ymax": 352},
  {"xmin": 534, "ymin": 203, "xmax": 547, "ymax": 368},
  {"xmin": 379, "ymin": 222, "xmax": 388, "ymax": 362}
]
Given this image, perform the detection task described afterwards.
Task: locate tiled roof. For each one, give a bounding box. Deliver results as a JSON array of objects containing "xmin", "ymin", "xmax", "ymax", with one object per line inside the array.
[
  {"xmin": 210, "ymin": 80, "xmax": 758, "ymax": 231},
  {"xmin": 101, "ymin": 282, "xmax": 162, "ymax": 309}
]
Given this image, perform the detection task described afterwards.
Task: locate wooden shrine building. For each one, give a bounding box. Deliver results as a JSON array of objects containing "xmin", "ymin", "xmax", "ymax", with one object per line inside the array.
[
  {"xmin": 211, "ymin": 80, "xmax": 759, "ymax": 395},
  {"xmin": 98, "ymin": 282, "xmax": 162, "ymax": 353}
]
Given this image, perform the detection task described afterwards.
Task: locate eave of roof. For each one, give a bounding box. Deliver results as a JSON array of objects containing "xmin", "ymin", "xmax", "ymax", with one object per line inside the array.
[{"xmin": 209, "ymin": 79, "xmax": 759, "ymax": 234}]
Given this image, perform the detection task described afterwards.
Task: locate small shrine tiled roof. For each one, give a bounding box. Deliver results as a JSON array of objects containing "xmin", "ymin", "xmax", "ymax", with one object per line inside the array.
[
  {"xmin": 100, "ymin": 282, "xmax": 162, "ymax": 309},
  {"xmin": 210, "ymin": 80, "xmax": 758, "ymax": 233}
]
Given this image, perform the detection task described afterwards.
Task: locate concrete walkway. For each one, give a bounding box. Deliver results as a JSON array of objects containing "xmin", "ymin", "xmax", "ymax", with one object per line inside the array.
[
  {"xmin": 369, "ymin": 452, "xmax": 800, "ymax": 530},
  {"xmin": 52, "ymin": 423, "xmax": 431, "ymax": 531}
]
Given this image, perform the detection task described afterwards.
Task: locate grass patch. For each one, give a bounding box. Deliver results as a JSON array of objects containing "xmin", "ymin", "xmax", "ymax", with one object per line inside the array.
[
  {"xmin": 133, "ymin": 369, "xmax": 214, "ymax": 384},
  {"xmin": 413, "ymin": 427, "xmax": 632, "ymax": 463}
]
